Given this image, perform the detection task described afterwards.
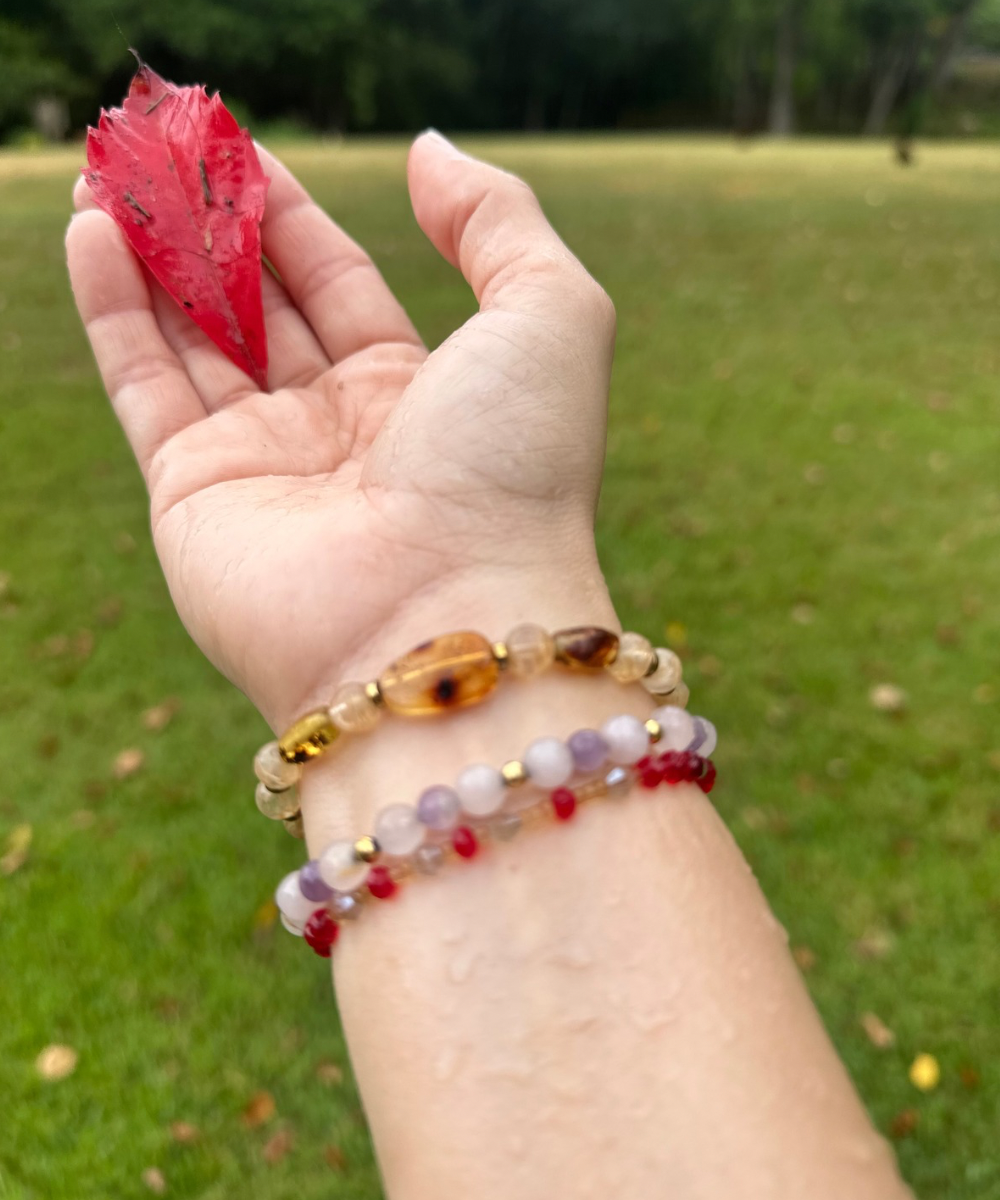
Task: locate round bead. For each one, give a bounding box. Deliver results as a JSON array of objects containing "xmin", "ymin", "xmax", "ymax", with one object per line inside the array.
[
  {"xmin": 298, "ymin": 860, "xmax": 334, "ymax": 902},
  {"xmin": 493, "ymin": 813, "xmax": 523, "ymax": 841},
  {"xmin": 255, "ymin": 780, "xmax": 300, "ymax": 820},
  {"xmin": 373, "ymin": 803, "xmax": 426, "ymax": 857},
  {"xmin": 523, "ymin": 737, "xmax": 574, "ymax": 788},
  {"xmin": 456, "ymin": 763, "xmax": 506, "ymax": 817},
  {"xmin": 417, "ymin": 785, "xmax": 461, "ymax": 831},
  {"xmin": 329, "ymin": 681, "xmax": 382, "ymax": 734},
  {"xmin": 280, "ymin": 912, "xmax": 306, "ymax": 937},
  {"xmin": 691, "ymin": 716, "xmax": 718, "ymax": 757},
  {"xmin": 658, "ymin": 682, "xmax": 690, "ymax": 710},
  {"xmin": 378, "ymin": 632, "xmax": 499, "ymax": 715},
  {"xmin": 505, "ymin": 623, "xmax": 555, "ymax": 679},
  {"xmin": 303, "ymin": 909, "xmax": 339, "ymax": 957},
  {"xmin": 275, "ymin": 871, "xmax": 320, "ymax": 924},
  {"xmin": 600, "ymin": 714, "xmax": 651, "ymax": 765},
  {"xmin": 642, "ymin": 649, "xmax": 683, "ymax": 696},
  {"xmin": 604, "ymin": 766, "xmax": 632, "ymax": 798},
  {"xmin": 606, "ymin": 631, "xmax": 655, "ymax": 683},
  {"xmin": 651, "ymin": 706, "xmax": 697, "ymax": 752},
  {"xmin": 367, "ymin": 865, "xmax": 397, "ymax": 900},
  {"xmin": 318, "ymin": 840, "xmax": 371, "ymax": 893},
  {"xmin": 254, "ymin": 741, "xmax": 301, "ymax": 791},
  {"xmin": 551, "ymin": 787, "xmax": 577, "ymax": 821},
  {"xmin": 415, "ymin": 844, "xmax": 445, "ymax": 875},
  {"xmin": 283, "ymin": 812, "xmax": 305, "ymax": 839},
  {"xmin": 330, "ymin": 891, "xmax": 361, "ymax": 921},
  {"xmin": 452, "ymin": 826, "xmax": 479, "ymax": 859},
  {"xmin": 568, "ymin": 728, "xmax": 609, "ymax": 773}
]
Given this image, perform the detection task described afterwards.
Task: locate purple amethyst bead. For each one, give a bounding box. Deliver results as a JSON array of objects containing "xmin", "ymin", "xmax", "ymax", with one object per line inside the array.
[
  {"xmin": 568, "ymin": 728, "xmax": 609, "ymax": 773},
  {"xmin": 298, "ymin": 860, "xmax": 334, "ymax": 902},
  {"xmin": 416, "ymin": 784, "xmax": 461, "ymax": 831}
]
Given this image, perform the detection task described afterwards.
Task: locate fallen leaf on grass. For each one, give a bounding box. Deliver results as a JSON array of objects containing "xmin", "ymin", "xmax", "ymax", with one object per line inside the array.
[
  {"xmin": 96, "ymin": 597, "xmax": 123, "ymax": 627},
  {"xmin": 860, "ymin": 1012, "xmax": 895, "ymax": 1049},
  {"xmin": 869, "ymin": 683, "xmax": 907, "ymax": 714},
  {"xmin": 143, "ymin": 698, "xmax": 182, "ymax": 731},
  {"xmin": 959, "ymin": 1064, "xmax": 981, "ymax": 1090},
  {"xmin": 315, "ymin": 1061, "xmax": 343, "ymax": 1086},
  {"xmin": 169, "ymin": 1121, "xmax": 199, "ymax": 1143},
  {"xmin": 242, "ymin": 1090, "xmax": 276, "ymax": 1127},
  {"xmin": 113, "ymin": 748, "xmax": 145, "ymax": 780},
  {"xmin": 36, "ymin": 1044, "xmax": 77, "ymax": 1080},
  {"xmin": 854, "ymin": 928, "xmax": 894, "ymax": 961},
  {"xmin": 889, "ymin": 1109, "xmax": 919, "ymax": 1139},
  {"xmin": 263, "ymin": 1128, "xmax": 294, "ymax": 1164},
  {"xmin": 324, "ymin": 1144, "xmax": 348, "ymax": 1172},
  {"xmin": 141, "ymin": 1166, "xmax": 167, "ymax": 1194},
  {"xmin": 2, "ymin": 823, "xmax": 32, "ymax": 875},
  {"xmin": 792, "ymin": 946, "xmax": 816, "ymax": 972},
  {"xmin": 909, "ymin": 1053, "xmax": 940, "ymax": 1092}
]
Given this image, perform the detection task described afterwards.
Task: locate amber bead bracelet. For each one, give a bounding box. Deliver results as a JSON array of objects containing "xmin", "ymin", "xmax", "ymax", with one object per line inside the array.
[{"xmin": 253, "ymin": 624, "xmax": 687, "ymax": 837}]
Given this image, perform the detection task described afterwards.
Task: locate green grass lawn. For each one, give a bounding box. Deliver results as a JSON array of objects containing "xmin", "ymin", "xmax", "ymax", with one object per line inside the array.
[{"xmin": 1, "ymin": 136, "xmax": 999, "ymax": 1198}]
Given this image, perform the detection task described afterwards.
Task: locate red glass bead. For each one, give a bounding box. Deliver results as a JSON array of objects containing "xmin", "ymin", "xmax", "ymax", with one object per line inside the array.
[
  {"xmin": 452, "ymin": 826, "xmax": 479, "ymax": 859},
  {"xmin": 551, "ymin": 787, "xmax": 577, "ymax": 820},
  {"xmin": 303, "ymin": 909, "xmax": 339, "ymax": 957},
  {"xmin": 682, "ymin": 752, "xmax": 702, "ymax": 782},
  {"xmin": 697, "ymin": 760, "xmax": 717, "ymax": 794},
  {"xmin": 367, "ymin": 865, "xmax": 397, "ymax": 900},
  {"xmin": 659, "ymin": 750, "xmax": 685, "ymax": 784}
]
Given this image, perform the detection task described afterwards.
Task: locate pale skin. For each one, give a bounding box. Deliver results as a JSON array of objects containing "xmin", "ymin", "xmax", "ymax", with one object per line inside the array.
[{"xmin": 67, "ymin": 131, "xmax": 914, "ymax": 1199}]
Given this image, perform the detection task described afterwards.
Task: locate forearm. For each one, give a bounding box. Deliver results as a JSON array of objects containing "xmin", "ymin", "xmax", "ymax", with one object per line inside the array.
[{"xmin": 298, "ymin": 574, "xmax": 912, "ymax": 1200}]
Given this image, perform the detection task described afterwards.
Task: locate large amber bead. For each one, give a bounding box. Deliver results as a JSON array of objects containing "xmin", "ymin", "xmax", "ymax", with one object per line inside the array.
[
  {"xmin": 279, "ymin": 709, "xmax": 340, "ymax": 763},
  {"xmin": 553, "ymin": 626, "xmax": 620, "ymax": 670},
  {"xmin": 379, "ymin": 632, "xmax": 499, "ymax": 716}
]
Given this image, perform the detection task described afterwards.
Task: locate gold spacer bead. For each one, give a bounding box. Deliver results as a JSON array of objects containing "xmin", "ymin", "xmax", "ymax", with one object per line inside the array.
[
  {"xmin": 492, "ymin": 641, "xmax": 510, "ymax": 670},
  {"xmin": 283, "ymin": 811, "xmax": 305, "ymax": 839},
  {"xmin": 278, "ymin": 709, "xmax": 339, "ymax": 763},
  {"xmin": 501, "ymin": 760, "xmax": 529, "ymax": 788},
  {"xmin": 364, "ymin": 680, "xmax": 385, "ymax": 708},
  {"xmin": 353, "ymin": 835, "xmax": 381, "ymax": 863},
  {"xmin": 645, "ymin": 717, "xmax": 663, "ymax": 743}
]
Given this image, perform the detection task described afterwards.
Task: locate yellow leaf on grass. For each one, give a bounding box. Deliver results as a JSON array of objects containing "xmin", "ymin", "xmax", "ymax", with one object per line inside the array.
[{"xmin": 36, "ymin": 1044, "xmax": 77, "ymax": 1081}]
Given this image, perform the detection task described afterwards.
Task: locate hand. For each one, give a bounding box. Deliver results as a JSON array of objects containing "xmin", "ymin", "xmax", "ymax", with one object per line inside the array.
[{"xmin": 66, "ymin": 132, "xmax": 617, "ymax": 727}]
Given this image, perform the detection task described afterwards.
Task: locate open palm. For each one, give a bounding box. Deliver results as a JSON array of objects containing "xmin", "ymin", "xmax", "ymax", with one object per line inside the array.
[{"xmin": 67, "ymin": 132, "xmax": 616, "ymax": 727}]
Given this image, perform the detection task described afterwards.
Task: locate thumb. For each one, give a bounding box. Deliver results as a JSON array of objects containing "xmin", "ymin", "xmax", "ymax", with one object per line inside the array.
[{"xmin": 407, "ymin": 130, "xmax": 615, "ymax": 345}]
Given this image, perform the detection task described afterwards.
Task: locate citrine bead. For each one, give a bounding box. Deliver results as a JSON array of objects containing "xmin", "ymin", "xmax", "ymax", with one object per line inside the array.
[
  {"xmin": 505, "ymin": 623, "xmax": 555, "ymax": 678},
  {"xmin": 553, "ymin": 626, "xmax": 620, "ymax": 670},
  {"xmin": 278, "ymin": 709, "xmax": 340, "ymax": 763},
  {"xmin": 378, "ymin": 632, "xmax": 499, "ymax": 716}
]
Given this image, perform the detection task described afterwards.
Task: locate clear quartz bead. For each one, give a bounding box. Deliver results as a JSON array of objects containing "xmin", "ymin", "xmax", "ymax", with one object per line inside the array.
[
  {"xmin": 651, "ymin": 706, "xmax": 696, "ymax": 752},
  {"xmin": 415, "ymin": 844, "xmax": 445, "ymax": 875},
  {"xmin": 255, "ymin": 780, "xmax": 299, "ymax": 820},
  {"xmin": 523, "ymin": 736, "xmax": 574, "ymax": 788},
  {"xmin": 374, "ymin": 803, "xmax": 426, "ymax": 856},
  {"xmin": 505, "ymin": 623, "xmax": 555, "ymax": 679},
  {"xmin": 329, "ymin": 681, "xmax": 382, "ymax": 734},
  {"xmin": 642, "ymin": 648, "xmax": 683, "ymax": 697},
  {"xmin": 604, "ymin": 766, "xmax": 632, "ymax": 798},
  {"xmin": 456, "ymin": 763, "xmax": 506, "ymax": 817},
  {"xmin": 330, "ymin": 892, "xmax": 361, "ymax": 921},
  {"xmin": 493, "ymin": 813, "xmax": 522, "ymax": 841},
  {"xmin": 254, "ymin": 741, "xmax": 302, "ymax": 791},
  {"xmin": 606, "ymin": 631, "xmax": 655, "ymax": 683},
  {"xmin": 600, "ymin": 714, "xmax": 651, "ymax": 765},
  {"xmin": 318, "ymin": 840, "xmax": 371, "ymax": 893}
]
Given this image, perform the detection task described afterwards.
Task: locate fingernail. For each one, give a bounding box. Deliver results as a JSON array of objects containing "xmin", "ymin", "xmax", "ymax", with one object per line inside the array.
[{"xmin": 419, "ymin": 128, "xmax": 467, "ymax": 160}]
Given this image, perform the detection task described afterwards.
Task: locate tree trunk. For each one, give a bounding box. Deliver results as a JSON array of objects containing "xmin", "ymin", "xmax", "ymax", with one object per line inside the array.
[
  {"xmin": 733, "ymin": 41, "xmax": 755, "ymax": 136},
  {"xmin": 863, "ymin": 39, "xmax": 918, "ymax": 136},
  {"xmin": 768, "ymin": 1, "xmax": 796, "ymax": 137},
  {"xmin": 928, "ymin": 0, "xmax": 980, "ymax": 96}
]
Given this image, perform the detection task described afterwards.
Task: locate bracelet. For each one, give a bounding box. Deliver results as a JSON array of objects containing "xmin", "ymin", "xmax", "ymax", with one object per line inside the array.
[
  {"xmin": 274, "ymin": 706, "xmax": 718, "ymax": 956},
  {"xmin": 253, "ymin": 624, "xmax": 688, "ymax": 837}
]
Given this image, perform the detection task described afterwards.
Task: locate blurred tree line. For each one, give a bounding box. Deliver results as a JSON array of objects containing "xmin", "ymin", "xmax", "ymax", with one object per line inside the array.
[{"xmin": 2, "ymin": 0, "xmax": 1000, "ymax": 141}]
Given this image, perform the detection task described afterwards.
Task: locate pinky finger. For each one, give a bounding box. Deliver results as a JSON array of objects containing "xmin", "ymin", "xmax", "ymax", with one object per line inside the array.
[{"xmin": 66, "ymin": 209, "xmax": 206, "ymax": 481}]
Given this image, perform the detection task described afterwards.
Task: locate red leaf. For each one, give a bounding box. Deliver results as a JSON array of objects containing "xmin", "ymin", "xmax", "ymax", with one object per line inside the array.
[{"xmin": 85, "ymin": 61, "xmax": 269, "ymax": 389}]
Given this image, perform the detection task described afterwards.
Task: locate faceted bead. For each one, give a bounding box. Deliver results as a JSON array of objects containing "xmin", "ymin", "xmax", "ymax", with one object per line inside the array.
[
  {"xmin": 568, "ymin": 728, "xmax": 609, "ymax": 773},
  {"xmin": 637, "ymin": 757, "xmax": 662, "ymax": 789},
  {"xmin": 329, "ymin": 681, "xmax": 382, "ymax": 734},
  {"xmin": 551, "ymin": 787, "xmax": 577, "ymax": 821},
  {"xmin": 690, "ymin": 716, "xmax": 718, "ymax": 757},
  {"xmin": 659, "ymin": 751, "xmax": 685, "ymax": 784},
  {"xmin": 417, "ymin": 785, "xmax": 461, "ymax": 831},
  {"xmin": 604, "ymin": 766, "xmax": 632, "ymax": 798},
  {"xmin": 374, "ymin": 803, "xmax": 426, "ymax": 857},
  {"xmin": 456, "ymin": 763, "xmax": 505, "ymax": 817},
  {"xmin": 255, "ymin": 780, "xmax": 300, "ymax": 820},
  {"xmin": 698, "ymin": 760, "xmax": 718, "ymax": 794},
  {"xmin": 452, "ymin": 826, "xmax": 479, "ymax": 859},
  {"xmin": 553, "ymin": 626, "xmax": 620, "ymax": 670},
  {"xmin": 299, "ymin": 860, "xmax": 334, "ymax": 902},
  {"xmin": 415, "ymin": 844, "xmax": 445, "ymax": 875},
  {"xmin": 682, "ymin": 753, "xmax": 703, "ymax": 782},
  {"xmin": 601, "ymin": 713, "xmax": 651, "ymax": 765},
  {"xmin": 642, "ymin": 649, "xmax": 683, "ymax": 697},
  {"xmin": 283, "ymin": 812, "xmax": 305, "ymax": 839},
  {"xmin": 319, "ymin": 840, "xmax": 371, "ymax": 893},
  {"xmin": 278, "ymin": 709, "xmax": 339, "ymax": 763},
  {"xmin": 659, "ymin": 682, "xmax": 690, "ymax": 710},
  {"xmin": 367, "ymin": 865, "xmax": 397, "ymax": 899},
  {"xmin": 493, "ymin": 813, "xmax": 523, "ymax": 841},
  {"xmin": 606, "ymin": 631, "xmax": 655, "ymax": 683},
  {"xmin": 523, "ymin": 736, "xmax": 574, "ymax": 788},
  {"xmin": 330, "ymin": 891, "xmax": 361, "ymax": 921},
  {"xmin": 304, "ymin": 909, "xmax": 339, "ymax": 957},
  {"xmin": 505, "ymin": 623, "xmax": 555, "ymax": 679},
  {"xmin": 378, "ymin": 632, "xmax": 499, "ymax": 716},
  {"xmin": 651, "ymin": 706, "xmax": 696, "ymax": 752},
  {"xmin": 254, "ymin": 741, "xmax": 302, "ymax": 791},
  {"xmin": 276, "ymin": 871, "xmax": 320, "ymax": 924}
]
